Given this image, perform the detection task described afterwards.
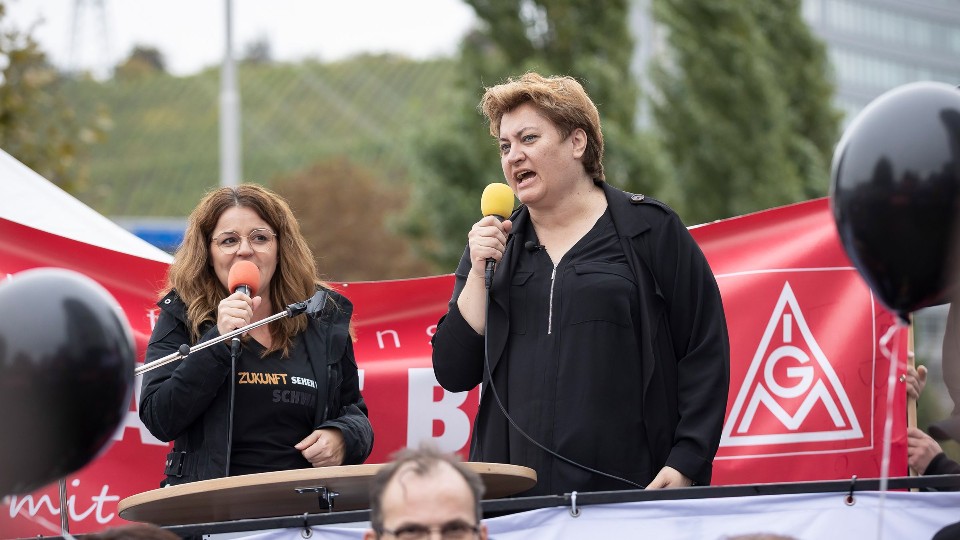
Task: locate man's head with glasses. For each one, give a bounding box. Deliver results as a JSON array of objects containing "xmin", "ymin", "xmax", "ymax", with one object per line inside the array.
[{"xmin": 365, "ymin": 445, "xmax": 487, "ymax": 540}]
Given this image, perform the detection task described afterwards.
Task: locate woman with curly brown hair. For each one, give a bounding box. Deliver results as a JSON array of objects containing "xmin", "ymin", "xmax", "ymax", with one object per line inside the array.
[{"xmin": 140, "ymin": 183, "xmax": 373, "ymax": 486}]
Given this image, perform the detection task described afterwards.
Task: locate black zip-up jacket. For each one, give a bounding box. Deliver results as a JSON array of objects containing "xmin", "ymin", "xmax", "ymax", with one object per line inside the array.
[
  {"xmin": 139, "ymin": 288, "xmax": 373, "ymax": 486},
  {"xmin": 432, "ymin": 182, "xmax": 729, "ymax": 491}
]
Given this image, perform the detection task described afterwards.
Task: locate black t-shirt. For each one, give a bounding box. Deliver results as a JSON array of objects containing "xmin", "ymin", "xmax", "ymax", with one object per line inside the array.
[{"xmin": 230, "ymin": 333, "xmax": 318, "ymax": 475}]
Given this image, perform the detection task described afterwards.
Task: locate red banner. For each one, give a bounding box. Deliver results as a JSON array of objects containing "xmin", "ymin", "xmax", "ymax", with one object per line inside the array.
[
  {"xmin": 695, "ymin": 198, "xmax": 907, "ymax": 484},
  {"xmin": 0, "ymin": 198, "xmax": 908, "ymax": 536}
]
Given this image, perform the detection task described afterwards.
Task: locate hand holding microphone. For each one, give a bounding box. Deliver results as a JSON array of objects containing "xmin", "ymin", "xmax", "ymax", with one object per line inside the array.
[
  {"xmin": 217, "ymin": 260, "xmax": 262, "ymax": 336},
  {"xmin": 471, "ymin": 183, "xmax": 516, "ymax": 289}
]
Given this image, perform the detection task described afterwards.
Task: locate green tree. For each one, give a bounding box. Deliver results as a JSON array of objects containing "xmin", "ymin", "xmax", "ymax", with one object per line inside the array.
[
  {"xmin": 755, "ymin": 0, "xmax": 842, "ymax": 199},
  {"xmin": 0, "ymin": 1, "xmax": 107, "ymax": 192},
  {"xmin": 651, "ymin": 0, "xmax": 840, "ymax": 223},
  {"xmin": 114, "ymin": 45, "xmax": 167, "ymax": 80},
  {"xmin": 406, "ymin": 0, "xmax": 669, "ymax": 268},
  {"xmin": 273, "ymin": 158, "xmax": 436, "ymax": 281}
]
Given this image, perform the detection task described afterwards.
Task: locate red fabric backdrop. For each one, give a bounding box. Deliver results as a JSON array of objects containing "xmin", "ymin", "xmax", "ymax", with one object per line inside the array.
[{"xmin": 0, "ymin": 198, "xmax": 908, "ymax": 536}]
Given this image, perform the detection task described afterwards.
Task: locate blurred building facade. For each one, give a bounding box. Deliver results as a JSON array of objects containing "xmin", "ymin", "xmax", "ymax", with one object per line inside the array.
[
  {"xmin": 801, "ymin": 0, "xmax": 960, "ymax": 122},
  {"xmin": 802, "ymin": 0, "xmax": 960, "ymax": 426}
]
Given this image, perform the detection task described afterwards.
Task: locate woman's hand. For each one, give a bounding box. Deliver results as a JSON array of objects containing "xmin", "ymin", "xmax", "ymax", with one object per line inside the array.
[
  {"xmin": 456, "ymin": 216, "xmax": 514, "ymax": 335},
  {"xmin": 645, "ymin": 466, "xmax": 693, "ymax": 489},
  {"xmin": 295, "ymin": 428, "xmax": 346, "ymax": 467},
  {"xmin": 467, "ymin": 216, "xmax": 513, "ymax": 280},
  {"xmin": 216, "ymin": 292, "xmax": 262, "ymax": 336}
]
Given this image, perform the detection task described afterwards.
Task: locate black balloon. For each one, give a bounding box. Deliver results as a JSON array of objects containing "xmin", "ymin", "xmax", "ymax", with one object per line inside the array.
[
  {"xmin": 0, "ymin": 268, "xmax": 135, "ymax": 496},
  {"xmin": 831, "ymin": 81, "xmax": 960, "ymax": 321}
]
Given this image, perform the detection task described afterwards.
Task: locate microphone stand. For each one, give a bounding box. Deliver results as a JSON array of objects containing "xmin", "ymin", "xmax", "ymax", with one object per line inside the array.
[
  {"xmin": 134, "ymin": 290, "xmax": 328, "ymax": 377},
  {"xmin": 226, "ymin": 337, "xmax": 240, "ymax": 477}
]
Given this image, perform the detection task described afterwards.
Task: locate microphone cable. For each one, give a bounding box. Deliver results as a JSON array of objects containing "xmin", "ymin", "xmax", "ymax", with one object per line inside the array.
[
  {"xmin": 226, "ymin": 337, "xmax": 241, "ymax": 477},
  {"xmin": 480, "ymin": 256, "xmax": 644, "ymax": 490}
]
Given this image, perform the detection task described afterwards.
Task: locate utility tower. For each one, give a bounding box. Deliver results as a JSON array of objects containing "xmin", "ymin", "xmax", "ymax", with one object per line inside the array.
[{"xmin": 67, "ymin": 0, "xmax": 113, "ymax": 78}]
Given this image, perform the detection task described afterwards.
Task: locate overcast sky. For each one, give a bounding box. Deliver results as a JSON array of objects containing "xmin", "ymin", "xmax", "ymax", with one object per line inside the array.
[{"xmin": 5, "ymin": 0, "xmax": 477, "ymax": 76}]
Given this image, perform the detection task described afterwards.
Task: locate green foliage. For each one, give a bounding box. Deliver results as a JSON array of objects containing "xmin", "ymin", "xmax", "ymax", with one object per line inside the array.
[
  {"xmin": 755, "ymin": 0, "xmax": 842, "ymax": 199},
  {"xmin": 406, "ymin": 0, "xmax": 667, "ymax": 268},
  {"xmin": 273, "ymin": 157, "xmax": 434, "ymax": 281},
  {"xmin": 39, "ymin": 0, "xmax": 840, "ymax": 277},
  {"xmin": 0, "ymin": 2, "xmax": 106, "ymax": 192},
  {"xmin": 651, "ymin": 0, "xmax": 841, "ymax": 223},
  {"xmin": 62, "ymin": 55, "xmax": 457, "ymax": 217}
]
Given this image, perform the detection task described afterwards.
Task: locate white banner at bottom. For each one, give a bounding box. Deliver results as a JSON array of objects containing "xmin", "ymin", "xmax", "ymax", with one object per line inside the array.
[{"xmin": 224, "ymin": 491, "xmax": 960, "ymax": 540}]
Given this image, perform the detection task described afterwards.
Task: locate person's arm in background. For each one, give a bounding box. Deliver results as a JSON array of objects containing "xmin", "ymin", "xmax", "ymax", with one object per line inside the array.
[{"xmin": 908, "ymin": 427, "xmax": 960, "ymax": 476}]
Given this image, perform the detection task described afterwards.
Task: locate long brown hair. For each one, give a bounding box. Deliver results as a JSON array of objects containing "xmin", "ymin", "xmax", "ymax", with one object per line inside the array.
[{"xmin": 164, "ymin": 183, "xmax": 329, "ymax": 356}]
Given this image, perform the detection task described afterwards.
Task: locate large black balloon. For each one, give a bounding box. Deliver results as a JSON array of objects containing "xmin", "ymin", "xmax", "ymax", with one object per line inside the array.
[
  {"xmin": 831, "ymin": 81, "xmax": 960, "ymax": 321},
  {"xmin": 0, "ymin": 268, "xmax": 135, "ymax": 496}
]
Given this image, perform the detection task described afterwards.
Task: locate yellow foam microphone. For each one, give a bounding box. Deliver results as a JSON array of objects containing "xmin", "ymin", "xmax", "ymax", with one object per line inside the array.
[
  {"xmin": 481, "ymin": 182, "xmax": 516, "ymax": 220},
  {"xmin": 480, "ymin": 183, "xmax": 516, "ymax": 288}
]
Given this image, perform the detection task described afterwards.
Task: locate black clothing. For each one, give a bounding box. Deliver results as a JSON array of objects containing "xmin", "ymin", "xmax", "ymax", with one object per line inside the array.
[
  {"xmin": 230, "ymin": 335, "xmax": 317, "ymax": 475},
  {"xmin": 928, "ymin": 453, "xmax": 960, "ymax": 477},
  {"xmin": 935, "ymin": 521, "xmax": 960, "ymax": 540},
  {"xmin": 925, "ymin": 452, "xmax": 960, "ymax": 492},
  {"xmin": 140, "ymin": 288, "xmax": 373, "ymax": 486},
  {"xmin": 432, "ymin": 182, "xmax": 730, "ymax": 495},
  {"xmin": 503, "ymin": 209, "xmax": 651, "ymax": 491}
]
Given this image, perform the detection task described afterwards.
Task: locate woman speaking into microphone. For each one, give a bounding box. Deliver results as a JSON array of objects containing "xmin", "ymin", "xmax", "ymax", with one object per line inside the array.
[
  {"xmin": 139, "ymin": 184, "xmax": 373, "ymax": 486},
  {"xmin": 431, "ymin": 73, "xmax": 730, "ymax": 496}
]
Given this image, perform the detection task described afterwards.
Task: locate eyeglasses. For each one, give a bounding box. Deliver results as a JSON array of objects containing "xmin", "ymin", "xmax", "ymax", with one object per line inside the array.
[
  {"xmin": 378, "ymin": 521, "xmax": 480, "ymax": 540},
  {"xmin": 211, "ymin": 228, "xmax": 277, "ymax": 254}
]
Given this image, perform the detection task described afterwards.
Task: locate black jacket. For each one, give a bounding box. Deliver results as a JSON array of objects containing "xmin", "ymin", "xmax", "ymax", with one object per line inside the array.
[
  {"xmin": 926, "ymin": 452, "xmax": 960, "ymax": 491},
  {"xmin": 139, "ymin": 288, "xmax": 373, "ymax": 486},
  {"xmin": 432, "ymin": 182, "xmax": 730, "ymax": 490}
]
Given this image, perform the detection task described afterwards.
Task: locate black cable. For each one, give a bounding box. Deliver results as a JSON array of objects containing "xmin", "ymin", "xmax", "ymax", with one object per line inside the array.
[
  {"xmin": 481, "ymin": 274, "xmax": 644, "ymax": 490},
  {"xmin": 226, "ymin": 337, "xmax": 240, "ymax": 477}
]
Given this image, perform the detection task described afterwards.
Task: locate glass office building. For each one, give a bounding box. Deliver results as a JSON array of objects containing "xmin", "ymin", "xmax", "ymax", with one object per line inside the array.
[
  {"xmin": 805, "ymin": 0, "xmax": 959, "ymax": 420},
  {"xmin": 801, "ymin": 0, "xmax": 960, "ymax": 122}
]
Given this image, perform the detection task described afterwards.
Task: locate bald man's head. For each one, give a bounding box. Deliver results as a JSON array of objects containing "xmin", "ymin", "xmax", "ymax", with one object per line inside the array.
[{"xmin": 366, "ymin": 446, "xmax": 486, "ymax": 539}]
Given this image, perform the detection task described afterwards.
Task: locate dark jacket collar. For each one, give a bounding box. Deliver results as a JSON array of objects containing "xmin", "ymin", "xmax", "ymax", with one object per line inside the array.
[{"xmin": 600, "ymin": 180, "xmax": 652, "ymax": 239}]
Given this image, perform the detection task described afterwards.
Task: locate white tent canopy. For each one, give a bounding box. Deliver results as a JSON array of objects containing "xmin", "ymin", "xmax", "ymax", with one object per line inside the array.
[{"xmin": 0, "ymin": 148, "xmax": 172, "ymax": 263}]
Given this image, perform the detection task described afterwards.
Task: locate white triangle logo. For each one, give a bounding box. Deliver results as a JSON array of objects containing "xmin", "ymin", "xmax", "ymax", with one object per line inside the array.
[{"xmin": 720, "ymin": 282, "xmax": 863, "ymax": 447}]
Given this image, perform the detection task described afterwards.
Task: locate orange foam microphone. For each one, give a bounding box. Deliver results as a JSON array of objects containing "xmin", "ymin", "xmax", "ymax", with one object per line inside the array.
[
  {"xmin": 480, "ymin": 183, "xmax": 516, "ymax": 288},
  {"xmin": 227, "ymin": 260, "xmax": 260, "ymax": 297}
]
